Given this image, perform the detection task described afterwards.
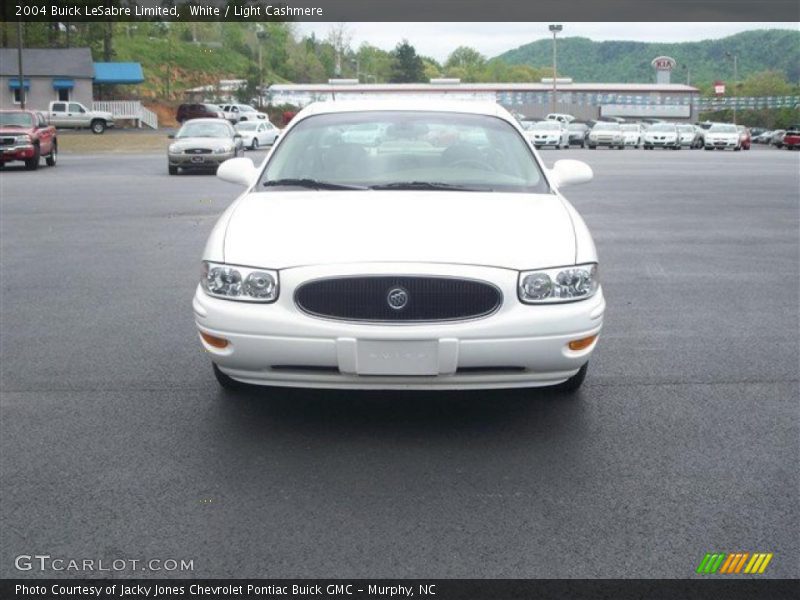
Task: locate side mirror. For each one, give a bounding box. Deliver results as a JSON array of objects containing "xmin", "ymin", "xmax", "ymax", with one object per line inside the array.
[
  {"xmin": 217, "ymin": 157, "xmax": 257, "ymax": 187},
  {"xmin": 233, "ymin": 133, "xmax": 242, "ymax": 139},
  {"xmin": 550, "ymin": 159, "xmax": 593, "ymax": 188},
  {"xmin": 167, "ymin": 133, "xmax": 175, "ymax": 139}
]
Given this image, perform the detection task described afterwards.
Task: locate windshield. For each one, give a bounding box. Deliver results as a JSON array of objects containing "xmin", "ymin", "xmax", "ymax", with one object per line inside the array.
[
  {"xmin": 0, "ymin": 112, "xmax": 35, "ymax": 128},
  {"xmin": 235, "ymin": 122, "xmax": 258, "ymax": 131},
  {"xmin": 677, "ymin": 125, "xmax": 694, "ymax": 132},
  {"xmin": 177, "ymin": 122, "xmax": 232, "ymax": 138},
  {"xmin": 648, "ymin": 124, "xmax": 676, "ymax": 132},
  {"xmin": 709, "ymin": 124, "xmax": 737, "ymax": 133},
  {"xmin": 532, "ymin": 122, "xmax": 561, "ymax": 131},
  {"xmin": 621, "ymin": 124, "xmax": 639, "ymax": 131},
  {"xmin": 593, "ymin": 123, "xmax": 621, "ymax": 131},
  {"xmin": 260, "ymin": 111, "xmax": 548, "ymax": 193}
]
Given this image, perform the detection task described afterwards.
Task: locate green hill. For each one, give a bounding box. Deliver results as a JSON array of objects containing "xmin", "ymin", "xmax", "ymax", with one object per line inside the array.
[{"xmin": 495, "ymin": 29, "xmax": 800, "ymax": 85}]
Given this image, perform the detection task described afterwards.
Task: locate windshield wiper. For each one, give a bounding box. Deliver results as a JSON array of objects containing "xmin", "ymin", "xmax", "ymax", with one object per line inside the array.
[
  {"xmin": 263, "ymin": 178, "xmax": 368, "ymax": 190},
  {"xmin": 370, "ymin": 181, "xmax": 484, "ymax": 191}
]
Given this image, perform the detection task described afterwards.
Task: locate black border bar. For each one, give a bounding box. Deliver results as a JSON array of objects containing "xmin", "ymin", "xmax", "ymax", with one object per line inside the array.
[
  {"xmin": 2, "ymin": 0, "xmax": 800, "ymax": 22},
  {"xmin": 2, "ymin": 579, "xmax": 800, "ymax": 600}
]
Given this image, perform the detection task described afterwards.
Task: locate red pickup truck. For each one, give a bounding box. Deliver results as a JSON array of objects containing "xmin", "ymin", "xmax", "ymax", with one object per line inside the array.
[
  {"xmin": 0, "ymin": 109, "xmax": 58, "ymax": 170},
  {"xmin": 783, "ymin": 125, "xmax": 800, "ymax": 150}
]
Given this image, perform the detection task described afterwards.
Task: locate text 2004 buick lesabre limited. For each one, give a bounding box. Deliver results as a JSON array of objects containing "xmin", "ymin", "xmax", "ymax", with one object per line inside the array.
[{"xmin": 193, "ymin": 101, "xmax": 605, "ymax": 392}]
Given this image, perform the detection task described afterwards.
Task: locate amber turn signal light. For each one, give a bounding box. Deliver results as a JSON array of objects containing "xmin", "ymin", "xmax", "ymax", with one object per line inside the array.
[
  {"xmin": 200, "ymin": 331, "xmax": 229, "ymax": 349},
  {"xmin": 568, "ymin": 335, "xmax": 597, "ymax": 351}
]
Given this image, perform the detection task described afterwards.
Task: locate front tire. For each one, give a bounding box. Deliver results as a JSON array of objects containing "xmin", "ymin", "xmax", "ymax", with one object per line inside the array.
[
  {"xmin": 251, "ymin": 138, "xmax": 259, "ymax": 150},
  {"xmin": 25, "ymin": 145, "xmax": 40, "ymax": 170},
  {"xmin": 552, "ymin": 363, "xmax": 588, "ymax": 394},
  {"xmin": 91, "ymin": 120, "xmax": 106, "ymax": 134},
  {"xmin": 45, "ymin": 143, "xmax": 57, "ymax": 167}
]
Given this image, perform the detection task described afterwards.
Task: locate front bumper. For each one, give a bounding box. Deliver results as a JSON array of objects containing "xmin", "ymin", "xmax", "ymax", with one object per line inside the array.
[
  {"xmin": 0, "ymin": 144, "xmax": 35, "ymax": 162},
  {"xmin": 645, "ymin": 138, "xmax": 679, "ymax": 147},
  {"xmin": 588, "ymin": 138, "xmax": 621, "ymax": 147},
  {"xmin": 168, "ymin": 152, "xmax": 234, "ymax": 168},
  {"xmin": 193, "ymin": 263, "xmax": 605, "ymax": 389},
  {"xmin": 705, "ymin": 139, "xmax": 737, "ymax": 148}
]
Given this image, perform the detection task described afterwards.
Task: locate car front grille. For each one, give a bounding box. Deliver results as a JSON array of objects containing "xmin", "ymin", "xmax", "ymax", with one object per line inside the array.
[
  {"xmin": 0, "ymin": 137, "xmax": 16, "ymax": 147},
  {"xmin": 184, "ymin": 148, "xmax": 212, "ymax": 154},
  {"xmin": 295, "ymin": 276, "xmax": 502, "ymax": 322}
]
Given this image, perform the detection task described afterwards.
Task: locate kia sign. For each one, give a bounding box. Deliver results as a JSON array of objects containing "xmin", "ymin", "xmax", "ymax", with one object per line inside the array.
[
  {"xmin": 651, "ymin": 56, "xmax": 677, "ymax": 71},
  {"xmin": 714, "ymin": 81, "xmax": 726, "ymax": 96},
  {"xmin": 652, "ymin": 56, "xmax": 677, "ymax": 84}
]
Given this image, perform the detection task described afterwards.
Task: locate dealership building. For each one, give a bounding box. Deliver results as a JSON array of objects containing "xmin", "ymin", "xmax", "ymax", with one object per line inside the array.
[{"xmin": 266, "ymin": 79, "xmax": 701, "ymax": 122}]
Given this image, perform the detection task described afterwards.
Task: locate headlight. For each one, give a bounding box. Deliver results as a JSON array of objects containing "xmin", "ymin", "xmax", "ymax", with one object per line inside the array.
[
  {"xmin": 201, "ymin": 261, "xmax": 278, "ymax": 302},
  {"xmin": 168, "ymin": 144, "xmax": 179, "ymax": 153},
  {"xmin": 214, "ymin": 146, "xmax": 233, "ymax": 154},
  {"xmin": 519, "ymin": 263, "xmax": 599, "ymax": 304},
  {"xmin": 13, "ymin": 135, "xmax": 31, "ymax": 144}
]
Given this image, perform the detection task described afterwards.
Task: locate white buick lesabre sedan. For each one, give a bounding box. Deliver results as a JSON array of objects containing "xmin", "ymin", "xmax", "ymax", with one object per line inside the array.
[{"xmin": 193, "ymin": 101, "xmax": 605, "ymax": 392}]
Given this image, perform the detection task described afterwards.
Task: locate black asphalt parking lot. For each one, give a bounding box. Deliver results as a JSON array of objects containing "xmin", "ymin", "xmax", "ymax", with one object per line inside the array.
[{"xmin": 1, "ymin": 145, "xmax": 798, "ymax": 578}]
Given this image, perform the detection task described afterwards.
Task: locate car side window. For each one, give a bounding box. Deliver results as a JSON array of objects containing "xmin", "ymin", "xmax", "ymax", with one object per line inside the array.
[
  {"xmin": 69, "ymin": 103, "xmax": 84, "ymax": 113},
  {"xmin": 52, "ymin": 103, "xmax": 66, "ymax": 112}
]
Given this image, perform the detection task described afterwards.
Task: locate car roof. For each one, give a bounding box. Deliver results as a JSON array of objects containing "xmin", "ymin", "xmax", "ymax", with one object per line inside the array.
[{"xmin": 296, "ymin": 100, "xmax": 513, "ymax": 121}]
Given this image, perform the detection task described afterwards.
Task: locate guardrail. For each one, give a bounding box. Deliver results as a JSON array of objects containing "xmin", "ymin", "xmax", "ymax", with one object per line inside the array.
[{"xmin": 92, "ymin": 101, "xmax": 159, "ymax": 129}]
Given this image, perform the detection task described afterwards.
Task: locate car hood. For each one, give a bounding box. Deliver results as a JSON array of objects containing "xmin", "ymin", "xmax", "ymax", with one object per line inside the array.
[
  {"xmin": 0, "ymin": 127, "xmax": 35, "ymax": 135},
  {"xmin": 223, "ymin": 190, "xmax": 576, "ymax": 270},
  {"xmin": 170, "ymin": 137, "xmax": 232, "ymax": 150}
]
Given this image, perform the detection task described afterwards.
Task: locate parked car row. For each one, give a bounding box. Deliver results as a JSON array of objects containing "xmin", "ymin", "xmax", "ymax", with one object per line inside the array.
[
  {"xmin": 520, "ymin": 116, "xmax": 769, "ymax": 152},
  {"xmin": 752, "ymin": 127, "xmax": 800, "ymax": 149}
]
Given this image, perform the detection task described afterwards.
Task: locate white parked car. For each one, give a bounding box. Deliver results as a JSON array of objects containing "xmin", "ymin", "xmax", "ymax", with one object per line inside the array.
[
  {"xmin": 546, "ymin": 113, "xmax": 575, "ymax": 124},
  {"xmin": 620, "ymin": 123, "xmax": 643, "ymax": 148},
  {"xmin": 643, "ymin": 123, "xmax": 681, "ymax": 150},
  {"xmin": 221, "ymin": 104, "xmax": 269, "ymax": 124},
  {"xmin": 196, "ymin": 101, "xmax": 604, "ymax": 393},
  {"xmin": 527, "ymin": 120, "xmax": 570, "ymax": 149},
  {"xmin": 704, "ymin": 123, "xmax": 741, "ymax": 151},
  {"xmin": 587, "ymin": 122, "xmax": 624, "ymax": 149},
  {"xmin": 235, "ymin": 120, "xmax": 280, "ymax": 150}
]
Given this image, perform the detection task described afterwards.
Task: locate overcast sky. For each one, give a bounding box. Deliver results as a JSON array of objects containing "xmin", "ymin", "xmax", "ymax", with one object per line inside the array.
[{"xmin": 294, "ymin": 23, "xmax": 792, "ymax": 62}]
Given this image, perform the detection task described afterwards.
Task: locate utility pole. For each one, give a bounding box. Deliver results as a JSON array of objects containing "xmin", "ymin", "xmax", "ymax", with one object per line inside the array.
[
  {"xmin": 726, "ymin": 52, "xmax": 738, "ymax": 124},
  {"xmin": 549, "ymin": 24, "xmax": 562, "ymax": 114},
  {"xmin": 256, "ymin": 27, "xmax": 268, "ymax": 107},
  {"xmin": 16, "ymin": 20, "xmax": 25, "ymax": 109}
]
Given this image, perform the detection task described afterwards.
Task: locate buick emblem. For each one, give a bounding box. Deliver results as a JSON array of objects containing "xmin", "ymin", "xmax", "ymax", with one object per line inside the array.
[{"xmin": 387, "ymin": 287, "xmax": 409, "ymax": 310}]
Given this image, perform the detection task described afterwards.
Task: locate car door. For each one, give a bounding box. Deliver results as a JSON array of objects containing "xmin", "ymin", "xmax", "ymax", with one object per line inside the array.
[
  {"xmin": 49, "ymin": 102, "xmax": 70, "ymax": 127},
  {"xmin": 36, "ymin": 113, "xmax": 54, "ymax": 154},
  {"xmin": 255, "ymin": 123, "xmax": 266, "ymax": 145},
  {"xmin": 66, "ymin": 103, "xmax": 89, "ymax": 127}
]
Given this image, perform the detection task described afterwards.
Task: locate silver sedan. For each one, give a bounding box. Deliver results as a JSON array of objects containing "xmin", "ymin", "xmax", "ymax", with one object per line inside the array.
[{"xmin": 167, "ymin": 119, "xmax": 244, "ymax": 175}]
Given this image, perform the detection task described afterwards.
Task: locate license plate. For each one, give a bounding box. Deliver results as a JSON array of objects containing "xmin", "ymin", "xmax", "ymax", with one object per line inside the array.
[
  {"xmin": 191, "ymin": 156, "xmax": 206, "ymax": 163},
  {"xmin": 356, "ymin": 340, "xmax": 438, "ymax": 375}
]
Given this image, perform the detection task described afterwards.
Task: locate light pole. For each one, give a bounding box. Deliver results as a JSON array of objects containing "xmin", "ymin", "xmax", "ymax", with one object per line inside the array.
[
  {"xmin": 257, "ymin": 27, "xmax": 268, "ymax": 107},
  {"xmin": 726, "ymin": 51, "xmax": 738, "ymax": 124},
  {"xmin": 549, "ymin": 24, "xmax": 563, "ymax": 114},
  {"xmin": 16, "ymin": 21, "xmax": 25, "ymax": 109}
]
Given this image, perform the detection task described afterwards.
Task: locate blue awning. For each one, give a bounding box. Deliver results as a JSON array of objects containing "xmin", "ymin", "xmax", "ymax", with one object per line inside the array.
[
  {"xmin": 8, "ymin": 78, "xmax": 30, "ymax": 89},
  {"xmin": 52, "ymin": 78, "xmax": 74, "ymax": 90},
  {"xmin": 93, "ymin": 62, "xmax": 144, "ymax": 85}
]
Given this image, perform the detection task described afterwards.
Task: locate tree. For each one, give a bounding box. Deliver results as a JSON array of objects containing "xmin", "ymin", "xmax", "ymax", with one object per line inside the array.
[
  {"xmin": 390, "ymin": 40, "xmax": 424, "ymax": 83},
  {"xmin": 445, "ymin": 46, "xmax": 486, "ymax": 81}
]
